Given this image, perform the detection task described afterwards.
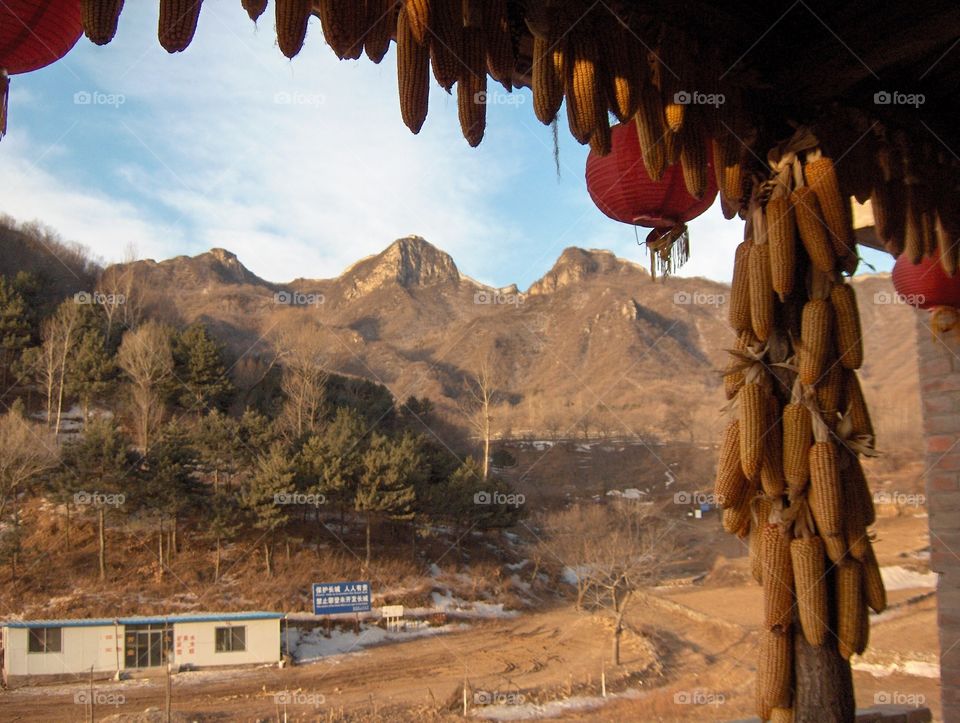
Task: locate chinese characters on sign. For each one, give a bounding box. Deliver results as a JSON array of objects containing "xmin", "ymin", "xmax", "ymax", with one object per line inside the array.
[{"xmin": 312, "ymin": 581, "xmax": 372, "ymax": 615}]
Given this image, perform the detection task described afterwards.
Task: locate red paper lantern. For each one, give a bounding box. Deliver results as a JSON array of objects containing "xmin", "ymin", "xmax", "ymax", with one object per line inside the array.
[
  {"xmin": 585, "ymin": 121, "xmax": 717, "ymax": 229},
  {"xmin": 0, "ymin": 0, "xmax": 83, "ymax": 137},
  {"xmin": 0, "ymin": 0, "xmax": 82, "ymax": 74},
  {"xmin": 891, "ymin": 254, "xmax": 960, "ymax": 309}
]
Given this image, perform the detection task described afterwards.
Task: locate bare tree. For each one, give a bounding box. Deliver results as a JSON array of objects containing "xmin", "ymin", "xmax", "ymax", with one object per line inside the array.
[
  {"xmin": 539, "ymin": 501, "xmax": 682, "ymax": 665},
  {"xmin": 97, "ymin": 260, "xmax": 143, "ymax": 347},
  {"xmin": 0, "ymin": 406, "xmax": 58, "ymax": 579},
  {"xmin": 28, "ymin": 301, "xmax": 81, "ymax": 435},
  {"xmin": 117, "ymin": 321, "xmax": 173, "ymax": 451},
  {"xmin": 275, "ymin": 326, "xmax": 328, "ymax": 438},
  {"xmin": 461, "ymin": 352, "xmax": 500, "ymax": 482}
]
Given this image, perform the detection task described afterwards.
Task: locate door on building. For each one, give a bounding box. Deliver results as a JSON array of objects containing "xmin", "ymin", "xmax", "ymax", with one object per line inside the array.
[{"xmin": 124, "ymin": 624, "xmax": 172, "ymax": 669}]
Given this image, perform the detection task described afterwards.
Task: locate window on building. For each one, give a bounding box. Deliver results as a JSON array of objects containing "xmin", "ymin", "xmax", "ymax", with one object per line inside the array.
[
  {"xmin": 27, "ymin": 627, "xmax": 62, "ymax": 653},
  {"xmin": 215, "ymin": 626, "xmax": 246, "ymax": 652}
]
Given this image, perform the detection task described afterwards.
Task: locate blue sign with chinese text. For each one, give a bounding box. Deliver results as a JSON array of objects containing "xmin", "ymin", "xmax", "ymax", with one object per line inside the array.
[{"xmin": 312, "ymin": 581, "xmax": 371, "ymax": 615}]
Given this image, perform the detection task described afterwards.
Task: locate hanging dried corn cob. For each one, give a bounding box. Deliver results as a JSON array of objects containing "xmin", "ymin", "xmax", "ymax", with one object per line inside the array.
[
  {"xmin": 758, "ymin": 628, "xmax": 792, "ymax": 709},
  {"xmin": 315, "ymin": 0, "xmax": 365, "ymax": 60},
  {"xmin": 729, "ymin": 240, "xmax": 753, "ymax": 332},
  {"xmin": 831, "ymin": 282, "xmax": 863, "ymax": 370},
  {"xmin": 761, "ymin": 395, "xmax": 786, "ymax": 498},
  {"xmin": 808, "ymin": 414, "xmax": 845, "ymax": 563},
  {"xmin": 762, "ymin": 523, "xmax": 794, "ymax": 631},
  {"xmin": 805, "ymin": 156, "xmax": 856, "ymax": 263},
  {"xmin": 836, "ymin": 560, "xmax": 867, "ymax": 659},
  {"xmin": 723, "ymin": 499, "xmax": 752, "ymax": 536},
  {"xmin": 749, "ymin": 239, "xmax": 775, "ymax": 343},
  {"xmin": 862, "ymin": 543, "xmax": 887, "ymax": 614},
  {"xmin": 397, "ymin": 5, "xmax": 430, "ymax": 134},
  {"xmin": 715, "ymin": 419, "xmax": 750, "ymax": 509},
  {"xmin": 484, "ymin": 0, "xmax": 514, "ymax": 91},
  {"xmin": 82, "ymin": 0, "xmax": 125, "ymax": 45},
  {"xmin": 565, "ymin": 31, "xmax": 604, "ymax": 146},
  {"xmin": 841, "ymin": 369, "xmax": 874, "ymax": 445},
  {"xmin": 783, "ymin": 401, "xmax": 812, "ymax": 499},
  {"xmin": 739, "ymin": 379, "xmax": 768, "ymax": 482},
  {"xmin": 158, "ymin": 0, "xmax": 203, "ymax": 54},
  {"xmin": 791, "ymin": 533, "xmax": 828, "ymax": 646},
  {"xmin": 792, "ymin": 187, "xmax": 836, "ymax": 274},
  {"xmin": 458, "ymin": 27, "xmax": 487, "ymax": 147},
  {"xmin": 766, "ymin": 195, "xmax": 796, "ymax": 301},
  {"xmin": 600, "ymin": 15, "xmax": 643, "ymax": 123},
  {"xmin": 750, "ymin": 496, "xmax": 774, "ymax": 583},
  {"xmin": 679, "ymin": 109, "xmax": 709, "ymax": 200},
  {"xmin": 815, "ymin": 363, "xmax": 843, "ymax": 420},
  {"xmin": 364, "ymin": 0, "xmax": 400, "ymax": 64},
  {"xmin": 634, "ymin": 65, "xmax": 667, "ymax": 181},
  {"xmin": 532, "ymin": 34, "xmax": 563, "ymax": 124},
  {"xmin": 404, "ymin": 0, "xmax": 430, "ymax": 45},
  {"xmin": 798, "ymin": 299, "xmax": 832, "ymax": 386}
]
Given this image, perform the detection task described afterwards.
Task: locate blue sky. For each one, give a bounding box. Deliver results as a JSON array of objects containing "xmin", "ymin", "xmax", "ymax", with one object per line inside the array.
[{"xmin": 1, "ymin": 3, "xmax": 892, "ymax": 289}]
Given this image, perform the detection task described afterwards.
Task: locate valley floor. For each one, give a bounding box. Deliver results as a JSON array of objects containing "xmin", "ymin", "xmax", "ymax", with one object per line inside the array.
[{"xmin": 0, "ymin": 515, "xmax": 939, "ymax": 723}]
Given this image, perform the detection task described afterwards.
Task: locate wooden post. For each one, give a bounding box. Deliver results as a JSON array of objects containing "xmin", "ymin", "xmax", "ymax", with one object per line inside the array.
[
  {"xmin": 793, "ymin": 628, "xmax": 854, "ymax": 722},
  {"xmin": 165, "ymin": 662, "xmax": 172, "ymax": 723}
]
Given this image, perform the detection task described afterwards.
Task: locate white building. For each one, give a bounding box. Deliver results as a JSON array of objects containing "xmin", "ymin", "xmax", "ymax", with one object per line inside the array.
[{"xmin": 1, "ymin": 612, "xmax": 282, "ymax": 687}]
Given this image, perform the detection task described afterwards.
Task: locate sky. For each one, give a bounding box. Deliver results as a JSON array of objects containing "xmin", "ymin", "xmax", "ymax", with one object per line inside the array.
[{"xmin": 1, "ymin": 3, "xmax": 893, "ymax": 289}]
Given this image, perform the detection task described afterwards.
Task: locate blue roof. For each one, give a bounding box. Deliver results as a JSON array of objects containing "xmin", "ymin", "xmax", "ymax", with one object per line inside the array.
[{"xmin": 2, "ymin": 612, "xmax": 283, "ymax": 629}]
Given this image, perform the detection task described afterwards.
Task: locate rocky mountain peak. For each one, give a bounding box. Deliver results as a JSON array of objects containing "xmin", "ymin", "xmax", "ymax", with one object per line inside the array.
[
  {"xmin": 527, "ymin": 247, "xmax": 640, "ymax": 295},
  {"xmin": 344, "ymin": 236, "xmax": 460, "ymax": 296}
]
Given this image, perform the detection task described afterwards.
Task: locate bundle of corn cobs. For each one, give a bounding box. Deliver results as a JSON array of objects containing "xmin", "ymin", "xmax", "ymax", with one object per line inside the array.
[{"xmin": 716, "ymin": 133, "xmax": 887, "ymax": 721}]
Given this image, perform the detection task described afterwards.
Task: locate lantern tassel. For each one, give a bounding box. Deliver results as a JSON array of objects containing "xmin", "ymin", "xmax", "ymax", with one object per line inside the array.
[
  {"xmin": 646, "ymin": 224, "xmax": 689, "ymax": 278},
  {"xmin": 0, "ymin": 71, "xmax": 8, "ymax": 140}
]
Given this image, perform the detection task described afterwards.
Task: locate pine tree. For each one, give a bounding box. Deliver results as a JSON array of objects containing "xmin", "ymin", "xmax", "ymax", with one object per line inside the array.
[
  {"xmin": 68, "ymin": 305, "xmax": 117, "ymax": 419},
  {"xmin": 172, "ymin": 323, "xmax": 233, "ymax": 414},
  {"xmin": 136, "ymin": 421, "xmax": 201, "ymax": 579},
  {"xmin": 195, "ymin": 410, "xmax": 241, "ymax": 489},
  {"xmin": 356, "ymin": 433, "xmax": 421, "ymax": 569},
  {"xmin": 204, "ymin": 489, "xmax": 243, "ymax": 582},
  {"xmin": 299, "ymin": 406, "xmax": 366, "ymax": 541},
  {"xmin": 59, "ymin": 418, "xmax": 131, "ymax": 580},
  {"xmin": 241, "ymin": 441, "xmax": 295, "ymax": 576},
  {"xmin": 0, "ymin": 276, "xmax": 31, "ymax": 396}
]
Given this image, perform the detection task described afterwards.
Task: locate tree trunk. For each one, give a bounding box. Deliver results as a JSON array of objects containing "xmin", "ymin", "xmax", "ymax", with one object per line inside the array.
[
  {"xmin": 263, "ymin": 540, "xmax": 272, "ymax": 577},
  {"xmin": 483, "ymin": 418, "xmax": 491, "ymax": 482},
  {"xmin": 365, "ymin": 516, "xmax": 372, "ymax": 571},
  {"xmin": 98, "ymin": 507, "xmax": 106, "ymax": 580},
  {"xmin": 214, "ymin": 537, "xmax": 221, "ymax": 582},
  {"xmin": 157, "ymin": 520, "xmax": 164, "ymax": 582},
  {"xmin": 794, "ymin": 630, "xmax": 855, "ymax": 722}
]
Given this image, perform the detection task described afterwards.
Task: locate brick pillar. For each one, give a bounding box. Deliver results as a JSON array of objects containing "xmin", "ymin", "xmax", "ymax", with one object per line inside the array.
[{"xmin": 916, "ymin": 309, "xmax": 960, "ymax": 721}]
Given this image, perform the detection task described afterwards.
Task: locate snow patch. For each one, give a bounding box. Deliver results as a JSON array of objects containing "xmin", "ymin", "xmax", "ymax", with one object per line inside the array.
[{"xmin": 880, "ymin": 566, "xmax": 937, "ymax": 591}]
